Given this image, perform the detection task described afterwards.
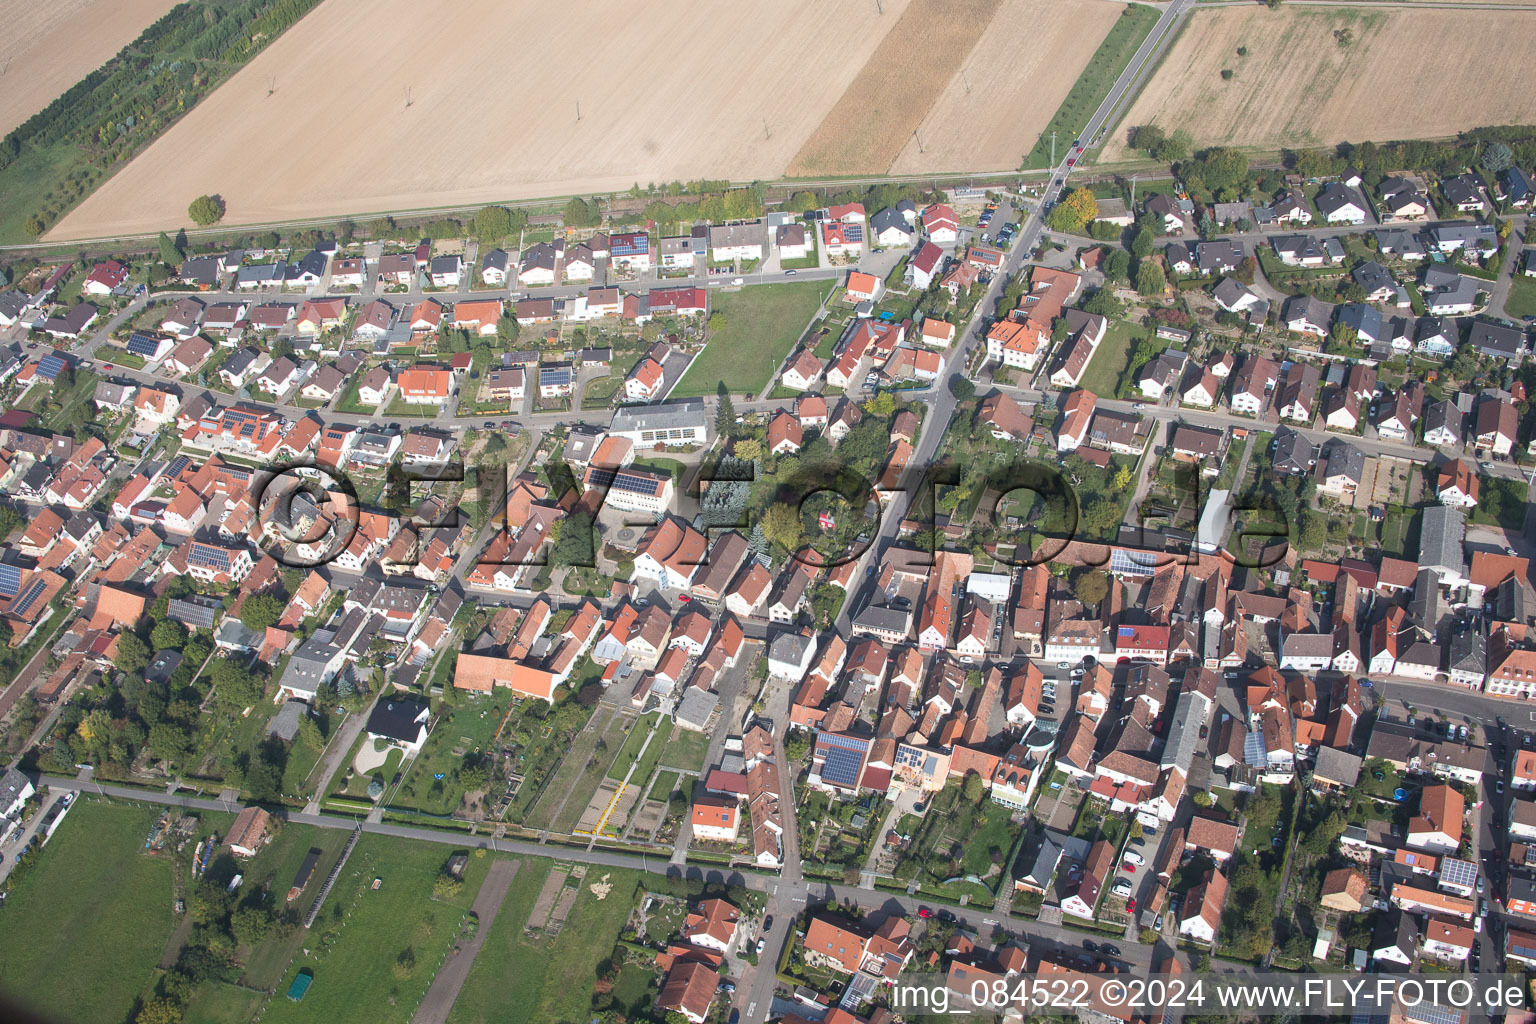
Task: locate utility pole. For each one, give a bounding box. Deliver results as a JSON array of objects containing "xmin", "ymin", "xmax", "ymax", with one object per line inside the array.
[
  {"xmin": 1050, "ymin": 131, "xmax": 1057, "ymax": 169},
  {"xmin": 912, "ymin": 128, "xmax": 924, "ymax": 155},
  {"xmin": 1131, "ymin": 174, "xmax": 1138, "ymax": 210},
  {"xmin": 576, "ymin": 100, "xmax": 582, "ymax": 122},
  {"xmin": 961, "ymin": 69, "xmax": 972, "ymax": 95},
  {"xmin": 763, "ymin": 119, "xmax": 772, "ymax": 141}
]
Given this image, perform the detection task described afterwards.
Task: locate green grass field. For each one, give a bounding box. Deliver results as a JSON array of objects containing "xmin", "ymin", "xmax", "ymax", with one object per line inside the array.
[
  {"xmin": 657, "ymin": 725, "xmax": 710, "ymax": 773},
  {"xmin": 1077, "ymin": 320, "xmax": 1152, "ymax": 399},
  {"xmin": 606, "ymin": 712, "xmax": 663, "ymax": 781},
  {"xmin": 237, "ymin": 825, "xmax": 357, "ymax": 989},
  {"xmin": 647, "ymin": 770, "xmax": 681, "ymax": 803},
  {"xmin": 183, "ymin": 982, "xmax": 266, "ymax": 1024},
  {"xmin": 672, "ymin": 281, "xmax": 830, "ymax": 398},
  {"xmin": 1507, "ymin": 276, "xmax": 1536, "ymax": 320},
  {"xmin": 263, "ymin": 835, "xmax": 487, "ymax": 1024},
  {"xmin": 0, "ymin": 800, "xmax": 180, "ymax": 1024},
  {"xmin": 392, "ymin": 695, "xmax": 515, "ymax": 816},
  {"xmin": 1021, "ymin": 5, "xmax": 1161, "ymax": 169},
  {"xmin": 448, "ymin": 864, "xmax": 642, "ymax": 1024}
]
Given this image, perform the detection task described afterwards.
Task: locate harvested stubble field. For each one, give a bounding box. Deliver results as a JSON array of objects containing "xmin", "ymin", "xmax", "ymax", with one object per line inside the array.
[
  {"xmin": 786, "ymin": 0, "xmax": 1002, "ymax": 177},
  {"xmin": 50, "ymin": 0, "xmax": 909, "ymax": 240},
  {"xmin": 887, "ymin": 0, "xmax": 1122, "ymax": 175},
  {"xmin": 1101, "ymin": 5, "xmax": 1536, "ymax": 161},
  {"xmin": 0, "ymin": 0, "xmax": 180, "ymax": 136},
  {"xmin": 51, "ymin": 0, "xmax": 1127, "ymax": 239}
]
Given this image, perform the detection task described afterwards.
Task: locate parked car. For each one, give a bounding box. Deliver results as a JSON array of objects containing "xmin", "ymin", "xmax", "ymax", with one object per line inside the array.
[{"xmin": 918, "ymin": 907, "xmax": 933, "ymax": 919}]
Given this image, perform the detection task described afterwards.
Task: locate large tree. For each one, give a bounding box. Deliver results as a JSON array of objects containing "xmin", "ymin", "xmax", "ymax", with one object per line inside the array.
[
  {"xmin": 187, "ymin": 194, "xmax": 224, "ymax": 227},
  {"xmin": 1072, "ymin": 569, "xmax": 1110, "ymax": 607},
  {"xmin": 715, "ymin": 381, "xmax": 736, "ymax": 437},
  {"xmin": 762, "ymin": 503, "xmax": 803, "ymax": 554},
  {"xmin": 1135, "ymin": 261, "xmax": 1166, "ymax": 296},
  {"xmin": 240, "ymin": 593, "xmax": 284, "ymax": 632}
]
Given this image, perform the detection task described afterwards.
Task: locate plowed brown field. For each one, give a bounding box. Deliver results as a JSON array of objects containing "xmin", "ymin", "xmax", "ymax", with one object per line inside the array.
[
  {"xmin": 0, "ymin": 0, "xmax": 180, "ymax": 136},
  {"xmin": 1102, "ymin": 5, "xmax": 1536, "ymax": 161}
]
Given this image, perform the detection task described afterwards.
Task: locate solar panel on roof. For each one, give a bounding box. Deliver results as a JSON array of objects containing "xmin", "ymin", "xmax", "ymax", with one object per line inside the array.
[
  {"xmin": 37, "ymin": 354, "xmax": 66, "ymax": 378},
  {"xmin": 1405, "ymin": 1005, "xmax": 1461, "ymax": 1024},
  {"xmin": 820, "ymin": 745, "xmax": 864, "ymax": 787},
  {"xmin": 1438, "ymin": 857, "xmax": 1477, "ymax": 890},
  {"xmin": 188, "ymin": 545, "xmax": 232, "ymax": 572},
  {"xmin": 127, "ymin": 332, "xmax": 165, "ymax": 357},
  {"xmin": 10, "ymin": 577, "xmax": 47, "ymax": 618},
  {"xmin": 0, "ymin": 564, "xmax": 22, "ymax": 599}
]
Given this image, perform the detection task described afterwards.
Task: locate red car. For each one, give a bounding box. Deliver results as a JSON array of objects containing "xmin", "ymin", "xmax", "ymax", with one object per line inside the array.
[
  {"xmin": 917, "ymin": 907, "xmax": 933, "ymax": 919},
  {"xmin": 1126, "ymin": 897, "xmax": 1137, "ymax": 913},
  {"xmin": 1124, "ymin": 863, "xmax": 1136, "ymax": 873},
  {"xmin": 678, "ymin": 594, "xmax": 691, "ymax": 603},
  {"xmin": 1066, "ymin": 157, "xmax": 1076, "ymax": 168}
]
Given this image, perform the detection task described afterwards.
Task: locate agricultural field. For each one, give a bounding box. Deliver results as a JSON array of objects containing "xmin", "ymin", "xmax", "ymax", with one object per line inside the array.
[
  {"xmin": 0, "ymin": 800, "xmax": 180, "ymax": 1024},
  {"xmin": 1101, "ymin": 5, "xmax": 1536, "ymax": 161},
  {"xmin": 787, "ymin": 0, "xmax": 1000, "ymax": 176},
  {"xmin": 0, "ymin": 0, "xmax": 181, "ymax": 135},
  {"xmin": 263, "ymin": 834, "xmax": 489, "ymax": 1024},
  {"xmin": 672, "ymin": 281, "xmax": 830, "ymax": 399},
  {"xmin": 888, "ymin": 0, "xmax": 1121, "ymax": 175},
  {"xmin": 50, "ymin": 0, "xmax": 909, "ymax": 240}
]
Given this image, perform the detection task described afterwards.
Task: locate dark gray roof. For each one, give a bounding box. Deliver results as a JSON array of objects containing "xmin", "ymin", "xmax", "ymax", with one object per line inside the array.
[
  {"xmin": 1353, "ymin": 261, "xmax": 1395, "ymax": 295},
  {"xmin": 1284, "ymin": 294, "xmax": 1331, "ymax": 326},
  {"xmin": 1336, "ymin": 303, "xmax": 1383, "ymax": 342},
  {"xmin": 1418, "ymin": 504, "xmax": 1466, "ymax": 578},
  {"xmin": 1441, "ymin": 174, "xmax": 1484, "ymax": 207},
  {"xmin": 366, "ymin": 699, "xmax": 429, "ymax": 743},
  {"xmin": 267, "ymin": 699, "xmax": 306, "ymax": 742},
  {"xmin": 179, "ymin": 256, "xmax": 221, "ymax": 286},
  {"xmin": 1315, "ymin": 183, "xmax": 1363, "ymax": 216},
  {"xmin": 1449, "ymin": 626, "xmax": 1486, "ymax": 674},
  {"xmin": 1469, "ymin": 320, "xmax": 1527, "ymax": 358},
  {"xmin": 1422, "ymin": 399, "xmax": 1461, "ymax": 441},
  {"xmin": 869, "ymin": 207, "xmax": 911, "ymax": 237}
]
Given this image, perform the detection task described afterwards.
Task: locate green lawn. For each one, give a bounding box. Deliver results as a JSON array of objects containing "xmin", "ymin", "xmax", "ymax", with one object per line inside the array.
[
  {"xmin": 183, "ymin": 982, "xmax": 266, "ymax": 1024},
  {"xmin": 1507, "ymin": 276, "xmax": 1536, "ymax": 320},
  {"xmin": 657, "ymin": 725, "xmax": 711, "ymax": 773},
  {"xmin": 672, "ymin": 281, "xmax": 830, "ymax": 398},
  {"xmin": 607, "ymin": 712, "xmax": 664, "ymax": 781},
  {"xmin": 448, "ymin": 864, "xmax": 642, "ymax": 1024},
  {"xmin": 648, "ymin": 770, "xmax": 681, "ymax": 803},
  {"xmin": 263, "ymin": 836, "xmax": 488, "ymax": 1024},
  {"xmin": 237, "ymin": 824, "xmax": 357, "ymax": 989},
  {"xmin": 0, "ymin": 800, "xmax": 180, "ymax": 1024},
  {"xmin": 1021, "ymin": 5, "xmax": 1161, "ymax": 168},
  {"xmin": 1077, "ymin": 320, "xmax": 1151, "ymax": 399},
  {"xmin": 392, "ymin": 695, "xmax": 516, "ymax": 816},
  {"xmin": 630, "ymin": 457, "xmax": 686, "ymax": 480}
]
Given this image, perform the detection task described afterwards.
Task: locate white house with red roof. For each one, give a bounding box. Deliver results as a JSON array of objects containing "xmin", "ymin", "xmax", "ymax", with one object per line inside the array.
[
  {"xmin": 83, "ymin": 260, "xmax": 129, "ymax": 296},
  {"xmin": 922, "ymin": 203, "xmax": 958, "ymax": 245},
  {"xmin": 907, "ymin": 241, "xmax": 945, "ymax": 289}
]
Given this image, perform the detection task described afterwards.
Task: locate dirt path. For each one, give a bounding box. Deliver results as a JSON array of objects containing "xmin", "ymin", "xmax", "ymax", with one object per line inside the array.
[{"xmin": 411, "ymin": 858, "xmax": 521, "ymax": 1024}]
